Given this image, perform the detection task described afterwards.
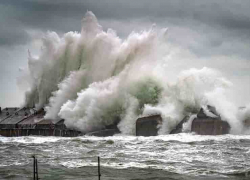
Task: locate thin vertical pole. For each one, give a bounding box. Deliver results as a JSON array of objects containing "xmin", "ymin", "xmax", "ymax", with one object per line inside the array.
[
  {"xmin": 32, "ymin": 156, "xmax": 35, "ymax": 180},
  {"xmin": 98, "ymin": 156, "xmax": 101, "ymax": 180},
  {"xmin": 35, "ymin": 159, "xmax": 38, "ymax": 180}
]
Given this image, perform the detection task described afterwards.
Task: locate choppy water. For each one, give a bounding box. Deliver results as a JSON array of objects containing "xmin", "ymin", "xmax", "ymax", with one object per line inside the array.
[{"xmin": 0, "ymin": 134, "xmax": 250, "ymax": 180}]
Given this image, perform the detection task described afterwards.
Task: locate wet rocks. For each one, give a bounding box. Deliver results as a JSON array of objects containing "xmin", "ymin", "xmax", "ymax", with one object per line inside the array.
[{"xmin": 170, "ymin": 116, "xmax": 190, "ymax": 134}]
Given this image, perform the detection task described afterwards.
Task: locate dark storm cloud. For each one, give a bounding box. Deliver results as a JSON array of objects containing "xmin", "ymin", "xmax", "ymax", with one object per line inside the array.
[
  {"xmin": 1, "ymin": 0, "xmax": 250, "ymax": 60},
  {"xmin": 1, "ymin": 0, "xmax": 250, "ymax": 56},
  {"xmin": 0, "ymin": 26, "xmax": 30, "ymax": 47},
  {"xmin": 2, "ymin": 0, "xmax": 250, "ymax": 30},
  {"xmin": 0, "ymin": 3, "xmax": 30, "ymax": 47}
]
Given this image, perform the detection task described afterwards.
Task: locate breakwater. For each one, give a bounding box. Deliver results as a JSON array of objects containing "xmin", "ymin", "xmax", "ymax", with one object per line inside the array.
[{"xmin": 0, "ymin": 105, "xmax": 232, "ymax": 137}]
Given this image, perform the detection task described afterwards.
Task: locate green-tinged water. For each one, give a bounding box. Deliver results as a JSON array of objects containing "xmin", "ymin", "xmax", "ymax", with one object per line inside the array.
[{"xmin": 0, "ymin": 134, "xmax": 250, "ymax": 180}]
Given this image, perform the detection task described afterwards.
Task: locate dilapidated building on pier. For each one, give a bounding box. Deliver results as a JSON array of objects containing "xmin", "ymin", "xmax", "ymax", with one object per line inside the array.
[{"xmin": 0, "ymin": 107, "xmax": 81, "ymax": 137}]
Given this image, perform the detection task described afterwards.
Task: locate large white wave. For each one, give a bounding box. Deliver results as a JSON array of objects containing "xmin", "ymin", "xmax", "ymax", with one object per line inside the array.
[{"xmin": 19, "ymin": 11, "xmax": 250, "ymax": 134}]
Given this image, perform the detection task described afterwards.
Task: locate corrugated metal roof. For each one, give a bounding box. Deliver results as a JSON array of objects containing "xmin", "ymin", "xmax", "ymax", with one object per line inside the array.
[
  {"xmin": 18, "ymin": 109, "xmax": 45, "ymax": 125},
  {"xmin": 36, "ymin": 119, "xmax": 53, "ymax": 124},
  {"xmin": 0, "ymin": 107, "xmax": 19, "ymax": 122},
  {"xmin": 0, "ymin": 108, "xmax": 32, "ymax": 124},
  {"xmin": 56, "ymin": 119, "xmax": 64, "ymax": 125}
]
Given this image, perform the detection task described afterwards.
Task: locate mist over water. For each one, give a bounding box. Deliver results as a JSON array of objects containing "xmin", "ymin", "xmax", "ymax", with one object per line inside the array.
[{"xmin": 19, "ymin": 11, "xmax": 250, "ymax": 134}]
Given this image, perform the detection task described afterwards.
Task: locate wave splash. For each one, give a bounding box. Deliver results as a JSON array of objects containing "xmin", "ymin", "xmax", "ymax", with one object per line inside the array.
[{"xmin": 19, "ymin": 11, "xmax": 250, "ymax": 134}]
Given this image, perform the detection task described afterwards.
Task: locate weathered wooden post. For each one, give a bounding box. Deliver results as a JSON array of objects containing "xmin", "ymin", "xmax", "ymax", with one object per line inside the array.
[
  {"xmin": 32, "ymin": 155, "xmax": 39, "ymax": 180},
  {"xmin": 35, "ymin": 158, "xmax": 38, "ymax": 180},
  {"xmin": 98, "ymin": 156, "xmax": 101, "ymax": 180},
  {"xmin": 32, "ymin": 155, "xmax": 36, "ymax": 180}
]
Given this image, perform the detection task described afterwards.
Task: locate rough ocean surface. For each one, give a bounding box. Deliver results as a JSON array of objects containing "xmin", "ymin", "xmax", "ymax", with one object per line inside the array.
[{"xmin": 0, "ymin": 134, "xmax": 250, "ymax": 180}]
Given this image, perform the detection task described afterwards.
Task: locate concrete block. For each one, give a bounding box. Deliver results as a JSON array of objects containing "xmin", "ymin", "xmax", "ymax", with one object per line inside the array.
[{"xmin": 136, "ymin": 115, "xmax": 162, "ymax": 136}]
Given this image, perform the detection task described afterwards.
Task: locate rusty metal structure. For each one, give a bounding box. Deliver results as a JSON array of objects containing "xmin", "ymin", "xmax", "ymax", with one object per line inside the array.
[
  {"xmin": 0, "ymin": 107, "xmax": 81, "ymax": 137},
  {"xmin": 135, "ymin": 106, "xmax": 231, "ymax": 136},
  {"xmin": 136, "ymin": 114, "xmax": 162, "ymax": 136},
  {"xmin": 191, "ymin": 108, "xmax": 230, "ymax": 135}
]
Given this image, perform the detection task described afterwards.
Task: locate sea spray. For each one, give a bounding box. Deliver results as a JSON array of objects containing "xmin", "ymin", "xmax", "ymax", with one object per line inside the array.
[{"xmin": 19, "ymin": 11, "xmax": 250, "ymax": 134}]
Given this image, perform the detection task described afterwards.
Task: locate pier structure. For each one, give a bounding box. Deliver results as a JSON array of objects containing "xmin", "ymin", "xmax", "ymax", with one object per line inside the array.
[
  {"xmin": 0, "ymin": 107, "xmax": 81, "ymax": 137},
  {"xmin": 135, "ymin": 105, "xmax": 231, "ymax": 136},
  {"xmin": 191, "ymin": 107, "xmax": 230, "ymax": 135},
  {"xmin": 0, "ymin": 105, "xmax": 238, "ymax": 137}
]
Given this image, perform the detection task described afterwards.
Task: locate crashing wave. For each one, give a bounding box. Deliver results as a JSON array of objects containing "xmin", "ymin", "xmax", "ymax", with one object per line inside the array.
[{"xmin": 19, "ymin": 11, "xmax": 250, "ymax": 135}]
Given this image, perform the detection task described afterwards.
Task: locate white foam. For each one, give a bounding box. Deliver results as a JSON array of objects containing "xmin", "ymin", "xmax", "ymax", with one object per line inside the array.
[{"xmin": 19, "ymin": 11, "xmax": 250, "ymax": 134}]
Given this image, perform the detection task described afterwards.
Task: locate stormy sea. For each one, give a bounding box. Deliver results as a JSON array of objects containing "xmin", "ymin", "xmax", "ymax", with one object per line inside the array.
[
  {"xmin": 1, "ymin": 134, "xmax": 250, "ymax": 180},
  {"xmin": 3, "ymin": 10, "xmax": 249, "ymax": 180}
]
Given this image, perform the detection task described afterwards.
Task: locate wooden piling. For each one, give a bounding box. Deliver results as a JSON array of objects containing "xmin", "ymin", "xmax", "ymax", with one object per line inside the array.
[{"xmin": 98, "ymin": 157, "xmax": 101, "ymax": 180}]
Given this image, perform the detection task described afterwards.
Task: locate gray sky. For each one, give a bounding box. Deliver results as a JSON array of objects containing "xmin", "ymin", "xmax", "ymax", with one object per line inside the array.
[{"xmin": 0, "ymin": 0, "xmax": 250, "ymax": 108}]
